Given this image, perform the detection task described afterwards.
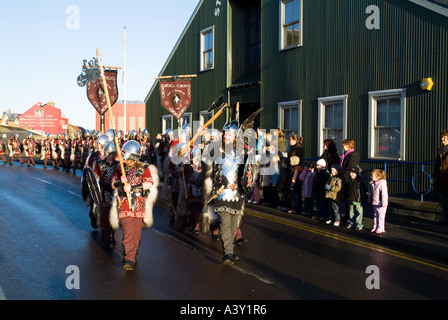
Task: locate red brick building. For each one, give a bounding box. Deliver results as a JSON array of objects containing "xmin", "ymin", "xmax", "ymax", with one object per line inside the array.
[
  {"xmin": 95, "ymin": 100, "xmax": 146, "ymax": 133},
  {"xmin": 18, "ymin": 102, "xmax": 68, "ymax": 136}
]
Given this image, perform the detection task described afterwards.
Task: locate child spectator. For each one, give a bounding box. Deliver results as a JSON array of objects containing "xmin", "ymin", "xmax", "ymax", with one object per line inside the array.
[
  {"xmin": 325, "ymin": 164, "xmax": 344, "ymax": 226},
  {"xmin": 277, "ymin": 157, "xmax": 291, "ymax": 211},
  {"xmin": 345, "ymin": 167, "xmax": 367, "ymax": 230},
  {"xmin": 312, "ymin": 159, "xmax": 330, "ymax": 221},
  {"xmin": 368, "ymin": 169, "xmax": 388, "ymax": 233},
  {"xmin": 288, "ymin": 156, "xmax": 302, "ymax": 214},
  {"xmin": 299, "ymin": 162, "xmax": 314, "ymax": 215}
]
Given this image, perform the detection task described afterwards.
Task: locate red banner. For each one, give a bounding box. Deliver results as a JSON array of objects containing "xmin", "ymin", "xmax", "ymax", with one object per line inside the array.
[
  {"xmin": 87, "ymin": 70, "xmax": 118, "ymax": 115},
  {"xmin": 159, "ymin": 80, "xmax": 192, "ymax": 119}
]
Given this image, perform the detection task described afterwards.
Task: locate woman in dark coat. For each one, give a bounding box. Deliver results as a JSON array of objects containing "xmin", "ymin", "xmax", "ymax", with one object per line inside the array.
[{"xmin": 320, "ymin": 139, "xmax": 340, "ymax": 170}]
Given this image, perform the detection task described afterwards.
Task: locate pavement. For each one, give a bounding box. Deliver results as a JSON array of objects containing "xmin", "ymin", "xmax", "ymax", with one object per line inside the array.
[
  {"xmin": 157, "ymin": 188, "xmax": 448, "ymax": 267},
  {"xmin": 243, "ymin": 200, "xmax": 448, "ymax": 267}
]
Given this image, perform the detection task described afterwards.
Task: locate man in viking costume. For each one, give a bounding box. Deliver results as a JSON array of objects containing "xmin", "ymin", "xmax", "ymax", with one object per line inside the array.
[
  {"xmin": 22, "ymin": 132, "xmax": 36, "ymax": 167},
  {"xmin": 205, "ymin": 122, "xmax": 249, "ymax": 265},
  {"xmin": 8, "ymin": 133, "xmax": 25, "ymax": 166},
  {"xmin": 71, "ymin": 131, "xmax": 83, "ymax": 175},
  {"xmin": 93, "ymin": 141, "xmax": 119, "ymax": 248},
  {"xmin": 42, "ymin": 134, "xmax": 52, "ymax": 169},
  {"xmin": 110, "ymin": 140, "xmax": 159, "ymax": 271},
  {"xmin": 0, "ymin": 137, "xmax": 7, "ymax": 165}
]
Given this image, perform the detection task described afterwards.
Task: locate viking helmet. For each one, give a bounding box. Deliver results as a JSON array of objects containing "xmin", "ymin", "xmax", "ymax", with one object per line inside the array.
[
  {"xmin": 105, "ymin": 129, "xmax": 115, "ymax": 142},
  {"xmin": 122, "ymin": 140, "xmax": 141, "ymax": 161},
  {"xmin": 142, "ymin": 129, "xmax": 149, "ymax": 137},
  {"xmin": 104, "ymin": 141, "xmax": 117, "ymax": 158},
  {"xmin": 223, "ymin": 121, "xmax": 239, "ymax": 136},
  {"xmin": 97, "ymin": 135, "xmax": 109, "ymax": 149}
]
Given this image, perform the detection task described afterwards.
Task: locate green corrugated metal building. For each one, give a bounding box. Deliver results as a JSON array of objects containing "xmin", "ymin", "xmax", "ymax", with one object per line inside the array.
[{"xmin": 145, "ymin": 0, "xmax": 448, "ymax": 200}]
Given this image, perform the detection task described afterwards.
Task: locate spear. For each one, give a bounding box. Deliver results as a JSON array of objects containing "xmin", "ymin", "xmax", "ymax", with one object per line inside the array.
[{"xmin": 96, "ymin": 49, "xmax": 132, "ymax": 208}]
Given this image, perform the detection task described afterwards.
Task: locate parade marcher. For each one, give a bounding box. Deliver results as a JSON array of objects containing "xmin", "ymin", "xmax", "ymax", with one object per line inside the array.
[
  {"xmin": 42, "ymin": 134, "xmax": 52, "ymax": 169},
  {"xmin": 0, "ymin": 137, "xmax": 7, "ymax": 165},
  {"xmin": 22, "ymin": 132, "xmax": 37, "ymax": 167},
  {"xmin": 204, "ymin": 121, "xmax": 251, "ymax": 265},
  {"xmin": 433, "ymin": 130, "xmax": 448, "ymax": 225},
  {"xmin": 62, "ymin": 133, "xmax": 72, "ymax": 173},
  {"xmin": 84, "ymin": 134, "xmax": 109, "ymax": 229},
  {"xmin": 8, "ymin": 133, "xmax": 25, "ymax": 166},
  {"xmin": 93, "ymin": 141, "xmax": 120, "ymax": 247},
  {"xmin": 71, "ymin": 131, "xmax": 83, "ymax": 175},
  {"xmin": 181, "ymin": 146, "xmax": 205, "ymax": 234},
  {"xmin": 51, "ymin": 134, "xmax": 60, "ymax": 170},
  {"xmin": 110, "ymin": 140, "xmax": 159, "ymax": 271}
]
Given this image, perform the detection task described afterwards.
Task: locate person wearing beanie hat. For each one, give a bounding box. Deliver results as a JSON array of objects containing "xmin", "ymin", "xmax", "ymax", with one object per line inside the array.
[
  {"xmin": 325, "ymin": 164, "xmax": 344, "ymax": 226},
  {"xmin": 345, "ymin": 166, "xmax": 367, "ymax": 230},
  {"xmin": 316, "ymin": 158, "xmax": 326, "ymax": 168}
]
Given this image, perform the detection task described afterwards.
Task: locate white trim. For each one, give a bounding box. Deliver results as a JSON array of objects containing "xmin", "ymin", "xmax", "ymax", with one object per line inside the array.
[
  {"xmin": 162, "ymin": 115, "xmax": 173, "ymax": 133},
  {"xmin": 200, "ymin": 26, "xmax": 215, "ymax": 72},
  {"xmin": 199, "ymin": 110, "xmax": 215, "ymax": 128},
  {"xmin": 368, "ymin": 88, "xmax": 407, "ymax": 161},
  {"xmin": 279, "ymin": 0, "xmax": 304, "ymax": 51},
  {"xmin": 277, "ymin": 100, "xmax": 302, "ymax": 137},
  {"xmin": 317, "ymin": 95, "xmax": 348, "ymax": 157},
  {"xmin": 408, "ymin": 0, "xmax": 448, "ymax": 18}
]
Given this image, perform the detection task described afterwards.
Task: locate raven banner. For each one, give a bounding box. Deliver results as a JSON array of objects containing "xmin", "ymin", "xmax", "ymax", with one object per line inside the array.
[{"xmin": 159, "ymin": 79, "xmax": 192, "ymax": 119}]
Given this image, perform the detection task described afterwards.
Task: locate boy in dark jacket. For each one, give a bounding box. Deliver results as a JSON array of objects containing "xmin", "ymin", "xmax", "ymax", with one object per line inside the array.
[{"xmin": 345, "ymin": 167, "xmax": 367, "ymax": 230}]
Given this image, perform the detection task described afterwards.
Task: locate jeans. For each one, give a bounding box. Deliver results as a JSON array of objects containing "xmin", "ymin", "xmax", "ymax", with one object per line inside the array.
[
  {"xmin": 329, "ymin": 200, "xmax": 341, "ymax": 222},
  {"xmin": 348, "ymin": 203, "xmax": 363, "ymax": 228}
]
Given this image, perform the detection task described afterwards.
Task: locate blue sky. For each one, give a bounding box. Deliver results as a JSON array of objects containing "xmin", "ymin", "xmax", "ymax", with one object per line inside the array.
[{"xmin": 0, "ymin": 0, "xmax": 200, "ymax": 129}]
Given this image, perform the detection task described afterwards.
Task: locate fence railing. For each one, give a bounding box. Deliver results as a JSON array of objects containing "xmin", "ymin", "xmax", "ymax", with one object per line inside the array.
[{"xmin": 306, "ymin": 158, "xmax": 436, "ymax": 202}]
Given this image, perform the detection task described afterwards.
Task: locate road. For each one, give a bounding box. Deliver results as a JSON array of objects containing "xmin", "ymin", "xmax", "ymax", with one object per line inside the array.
[{"xmin": 0, "ymin": 164, "xmax": 447, "ymax": 302}]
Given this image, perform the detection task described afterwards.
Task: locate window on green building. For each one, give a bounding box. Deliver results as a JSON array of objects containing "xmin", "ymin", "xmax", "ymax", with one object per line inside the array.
[
  {"xmin": 368, "ymin": 89, "xmax": 406, "ymax": 160},
  {"xmin": 200, "ymin": 26, "xmax": 214, "ymax": 71},
  {"xmin": 280, "ymin": 0, "xmax": 302, "ymax": 50}
]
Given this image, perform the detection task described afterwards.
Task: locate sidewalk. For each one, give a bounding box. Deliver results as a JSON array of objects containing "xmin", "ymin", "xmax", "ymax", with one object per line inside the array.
[
  {"xmin": 245, "ymin": 200, "xmax": 448, "ymax": 266},
  {"xmin": 157, "ymin": 186, "xmax": 448, "ymax": 266}
]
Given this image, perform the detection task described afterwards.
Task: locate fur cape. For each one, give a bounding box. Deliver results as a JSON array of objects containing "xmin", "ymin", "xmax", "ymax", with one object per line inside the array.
[{"xmin": 109, "ymin": 164, "xmax": 159, "ymax": 230}]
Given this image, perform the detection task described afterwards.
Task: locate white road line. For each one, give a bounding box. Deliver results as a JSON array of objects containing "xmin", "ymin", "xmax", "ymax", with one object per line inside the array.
[
  {"xmin": 0, "ymin": 285, "xmax": 6, "ymax": 300},
  {"xmin": 32, "ymin": 177, "xmax": 82, "ymax": 198}
]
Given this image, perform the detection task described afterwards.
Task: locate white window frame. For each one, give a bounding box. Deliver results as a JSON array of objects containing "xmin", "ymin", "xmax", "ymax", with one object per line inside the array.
[
  {"xmin": 199, "ymin": 110, "xmax": 214, "ymax": 129},
  {"xmin": 368, "ymin": 88, "xmax": 407, "ymax": 161},
  {"xmin": 279, "ymin": 0, "xmax": 303, "ymax": 51},
  {"xmin": 200, "ymin": 26, "xmax": 215, "ymax": 72},
  {"xmin": 278, "ymin": 100, "xmax": 302, "ymax": 138},
  {"xmin": 180, "ymin": 112, "xmax": 192, "ymax": 129},
  {"xmin": 162, "ymin": 115, "xmax": 173, "ymax": 134},
  {"xmin": 317, "ymin": 95, "xmax": 348, "ymax": 157}
]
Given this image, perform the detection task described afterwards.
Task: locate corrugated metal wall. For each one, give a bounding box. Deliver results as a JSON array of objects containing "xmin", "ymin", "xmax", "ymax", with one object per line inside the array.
[{"xmin": 261, "ymin": 0, "xmax": 448, "ymax": 164}]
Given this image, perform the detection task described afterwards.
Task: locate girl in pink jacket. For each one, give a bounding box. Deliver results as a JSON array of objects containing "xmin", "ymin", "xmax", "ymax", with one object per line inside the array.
[{"xmin": 368, "ymin": 169, "xmax": 388, "ymax": 233}]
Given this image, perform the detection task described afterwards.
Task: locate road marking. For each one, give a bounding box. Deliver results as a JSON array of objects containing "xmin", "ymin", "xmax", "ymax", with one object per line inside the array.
[
  {"xmin": 246, "ymin": 209, "xmax": 448, "ymax": 273},
  {"xmin": 0, "ymin": 286, "xmax": 6, "ymax": 300},
  {"xmin": 32, "ymin": 177, "xmax": 82, "ymax": 198}
]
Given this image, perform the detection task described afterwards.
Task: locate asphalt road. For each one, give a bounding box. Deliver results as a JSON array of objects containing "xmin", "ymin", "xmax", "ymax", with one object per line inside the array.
[{"xmin": 0, "ymin": 164, "xmax": 447, "ymax": 302}]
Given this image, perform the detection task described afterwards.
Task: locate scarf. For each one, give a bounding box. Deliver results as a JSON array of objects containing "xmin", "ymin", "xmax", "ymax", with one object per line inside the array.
[{"xmin": 340, "ymin": 148, "xmax": 354, "ymax": 167}]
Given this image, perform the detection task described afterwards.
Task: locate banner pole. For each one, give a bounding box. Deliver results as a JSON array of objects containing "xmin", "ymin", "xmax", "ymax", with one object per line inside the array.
[{"xmin": 96, "ymin": 48, "xmax": 132, "ymax": 208}]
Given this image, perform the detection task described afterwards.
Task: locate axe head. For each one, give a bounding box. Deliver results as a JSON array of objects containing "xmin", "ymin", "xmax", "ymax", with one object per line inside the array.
[{"xmin": 207, "ymin": 95, "xmax": 225, "ymax": 112}]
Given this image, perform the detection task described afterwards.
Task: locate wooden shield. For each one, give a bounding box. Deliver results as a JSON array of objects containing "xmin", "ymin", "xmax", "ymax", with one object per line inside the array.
[{"xmin": 84, "ymin": 167, "xmax": 102, "ymax": 206}]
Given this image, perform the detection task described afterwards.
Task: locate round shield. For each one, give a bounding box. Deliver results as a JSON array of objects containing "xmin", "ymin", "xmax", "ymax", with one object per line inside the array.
[{"xmin": 84, "ymin": 167, "xmax": 103, "ymax": 207}]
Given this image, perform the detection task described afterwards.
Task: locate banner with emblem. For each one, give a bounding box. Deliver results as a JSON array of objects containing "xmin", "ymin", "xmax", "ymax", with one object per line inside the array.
[
  {"xmin": 87, "ymin": 69, "xmax": 119, "ymax": 115},
  {"xmin": 159, "ymin": 79, "xmax": 192, "ymax": 119}
]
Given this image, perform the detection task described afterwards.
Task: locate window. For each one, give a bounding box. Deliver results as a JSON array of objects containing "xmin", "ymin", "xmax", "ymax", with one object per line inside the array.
[
  {"xmin": 199, "ymin": 110, "xmax": 214, "ymax": 128},
  {"xmin": 318, "ymin": 95, "xmax": 348, "ymax": 156},
  {"xmin": 368, "ymin": 89, "xmax": 406, "ymax": 160},
  {"xmin": 162, "ymin": 115, "xmax": 173, "ymax": 134},
  {"xmin": 278, "ymin": 100, "xmax": 302, "ymax": 139},
  {"xmin": 200, "ymin": 26, "xmax": 214, "ymax": 71},
  {"xmin": 280, "ymin": 0, "xmax": 303, "ymax": 50}
]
